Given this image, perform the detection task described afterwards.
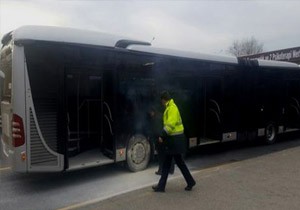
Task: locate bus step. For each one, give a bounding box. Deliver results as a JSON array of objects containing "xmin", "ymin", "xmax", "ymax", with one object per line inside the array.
[
  {"xmin": 103, "ymin": 149, "xmax": 114, "ymax": 159},
  {"xmin": 68, "ymin": 137, "xmax": 80, "ymax": 157},
  {"xmin": 68, "ymin": 138, "xmax": 80, "ymax": 142},
  {"xmin": 68, "ymin": 147, "xmax": 79, "ymax": 157},
  {"xmin": 68, "ymin": 138, "xmax": 80, "ymax": 149},
  {"xmin": 68, "ymin": 147, "xmax": 77, "ymax": 151}
]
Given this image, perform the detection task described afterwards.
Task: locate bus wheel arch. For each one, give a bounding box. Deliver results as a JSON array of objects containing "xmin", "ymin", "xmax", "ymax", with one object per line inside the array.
[
  {"xmin": 126, "ymin": 134, "xmax": 151, "ymax": 172},
  {"xmin": 264, "ymin": 122, "xmax": 277, "ymax": 144}
]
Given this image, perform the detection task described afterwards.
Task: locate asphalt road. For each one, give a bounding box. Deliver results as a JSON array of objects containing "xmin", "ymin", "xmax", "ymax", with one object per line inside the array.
[
  {"xmin": 1, "ymin": 134, "xmax": 300, "ymax": 210},
  {"xmin": 77, "ymin": 138, "xmax": 300, "ymax": 210}
]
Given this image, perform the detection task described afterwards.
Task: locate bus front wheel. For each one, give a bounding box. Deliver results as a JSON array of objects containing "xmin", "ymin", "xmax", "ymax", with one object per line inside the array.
[{"xmin": 126, "ymin": 135, "xmax": 151, "ymax": 172}]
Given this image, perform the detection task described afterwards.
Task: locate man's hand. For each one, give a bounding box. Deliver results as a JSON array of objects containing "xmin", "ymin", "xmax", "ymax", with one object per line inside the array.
[{"xmin": 158, "ymin": 137, "xmax": 163, "ymax": 143}]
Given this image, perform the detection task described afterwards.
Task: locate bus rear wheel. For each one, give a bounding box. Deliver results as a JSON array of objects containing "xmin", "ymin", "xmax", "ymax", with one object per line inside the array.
[
  {"xmin": 126, "ymin": 135, "xmax": 151, "ymax": 172},
  {"xmin": 265, "ymin": 123, "xmax": 277, "ymax": 144}
]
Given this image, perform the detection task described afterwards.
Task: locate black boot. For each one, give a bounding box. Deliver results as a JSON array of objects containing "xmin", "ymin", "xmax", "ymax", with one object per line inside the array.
[
  {"xmin": 155, "ymin": 170, "xmax": 162, "ymax": 175},
  {"xmin": 152, "ymin": 185, "xmax": 165, "ymax": 192},
  {"xmin": 185, "ymin": 181, "xmax": 196, "ymax": 191}
]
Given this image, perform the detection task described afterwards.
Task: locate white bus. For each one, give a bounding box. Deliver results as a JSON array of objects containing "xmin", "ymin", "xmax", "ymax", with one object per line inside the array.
[{"xmin": 1, "ymin": 26, "xmax": 300, "ymax": 173}]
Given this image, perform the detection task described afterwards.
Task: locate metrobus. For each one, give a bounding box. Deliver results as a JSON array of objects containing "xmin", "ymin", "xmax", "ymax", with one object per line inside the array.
[{"xmin": 1, "ymin": 26, "xmax": 300, "ymax": 173}]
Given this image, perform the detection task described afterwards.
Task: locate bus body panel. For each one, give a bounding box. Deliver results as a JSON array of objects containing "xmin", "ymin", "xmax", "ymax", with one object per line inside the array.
[
  {"xmin": 25, "ymin": 66, "xmax": 64, "ymax": 172},
  {"xmin": 1, "ymin": 42, "xmax": 65, "ymax": 172},
  {"xmin": 10, "ymin": 44, "xmax": 27, "ymax": 172}
]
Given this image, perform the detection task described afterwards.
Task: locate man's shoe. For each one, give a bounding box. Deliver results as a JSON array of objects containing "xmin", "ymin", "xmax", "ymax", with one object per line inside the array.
[
  {"xmin": 155, "ymin": 171, "xmax": 162, "ymax": 175},
  {"xmin": 185, "ymin": 182, "xmax": 196, "ymax": 191},
  {"xmin": 152, "ymin": 185, "xmax": 165, "ymax": 192}
]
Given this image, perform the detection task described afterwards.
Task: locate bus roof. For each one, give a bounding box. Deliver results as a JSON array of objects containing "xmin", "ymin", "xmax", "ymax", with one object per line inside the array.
[
  {"xmin": 8, "ymin": 25, "xmax": 238, "ymax": 64},
  {"xmin": 256, "ymin": 59, "xmax": 299, "ymax": 69},
  {"xmin": 128, "ymin": 45, "xmax": 238, "ymax": 64},
  {"xmin": 4, "ymin": 25, "xmax": 300, "ymax": 68},
  {"xmin": 10, "ymin": 25, "xmax": 129, "ymax": 48}
]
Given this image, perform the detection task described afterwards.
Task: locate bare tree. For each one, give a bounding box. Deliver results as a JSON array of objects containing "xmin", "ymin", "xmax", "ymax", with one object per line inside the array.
[{"xmin": 228, "ymin": 36, "xmax": 264, "ymax": 56}]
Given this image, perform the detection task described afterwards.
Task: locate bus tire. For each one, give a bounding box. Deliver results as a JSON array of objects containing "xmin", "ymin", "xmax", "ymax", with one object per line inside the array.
[
  {"xmin": 126, "ymin": 135, "xmax": 151, "ymax": 172},
  {"xmin": 265, "ymin": 123, "xmax": 277, "ymax": 145}
]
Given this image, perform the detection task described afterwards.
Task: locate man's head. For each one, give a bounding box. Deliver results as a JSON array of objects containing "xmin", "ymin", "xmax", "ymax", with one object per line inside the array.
[{"xmin": 160, "ymin": 91, "xmax": 171, "ymax": 107}]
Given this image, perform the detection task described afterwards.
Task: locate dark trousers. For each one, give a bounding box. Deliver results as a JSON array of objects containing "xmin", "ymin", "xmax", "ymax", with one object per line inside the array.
[
  {"xmin": 158, "ymin": 154, "xmax": 195, "ymax": 189},
  {"xmin": 157, "ymin": 143, "xmax": 175, "ymax": 173}
]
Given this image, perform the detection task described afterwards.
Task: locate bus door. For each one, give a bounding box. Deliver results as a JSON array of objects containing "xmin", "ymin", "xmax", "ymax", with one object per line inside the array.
[
  {"xmin": 65, "ymin": 69, "xmax": 103, "ymax": 158},
  {"xmin": 200, "ymin": 77, "xmax": 223, "ymax": 144}
]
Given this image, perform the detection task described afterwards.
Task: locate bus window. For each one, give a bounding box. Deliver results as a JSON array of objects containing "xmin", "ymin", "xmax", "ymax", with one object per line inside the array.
[
  {"xmin": 0, "ymin": 44, "xmax": 12, "ymax": 102},
  {"xmin": 117, "ymin": 53, "xmax": 157, "ymax": 134}
]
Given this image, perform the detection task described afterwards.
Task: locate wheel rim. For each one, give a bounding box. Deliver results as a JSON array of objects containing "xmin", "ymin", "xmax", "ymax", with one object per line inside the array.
[
  {"xmin": 130, "ymin": 142, "xmax": 146, "ymax": 165},
  {"xmin": 266, "ymin": 125, "xmax": 275, "ymax": 141}
]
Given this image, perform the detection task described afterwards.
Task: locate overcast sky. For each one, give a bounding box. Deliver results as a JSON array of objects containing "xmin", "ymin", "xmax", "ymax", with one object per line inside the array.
[{"xmin": 1, "ymin": 0, "xmax": 300, "ymax": 55}]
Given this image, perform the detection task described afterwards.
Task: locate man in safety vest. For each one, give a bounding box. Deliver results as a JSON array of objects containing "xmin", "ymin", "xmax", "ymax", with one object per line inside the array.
[
  {"xmin": 148, "ymin": 107, "xmax": 175, "ymax": 175},
  {"xmin": 152, "ymin": 91, "xmax": 196, "ymax": 192}
]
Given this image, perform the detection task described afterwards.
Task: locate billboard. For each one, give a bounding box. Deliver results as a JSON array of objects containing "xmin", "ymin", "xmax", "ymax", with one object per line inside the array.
[{"xmin": 242, "ymin": 47, "xmax": 300, "ymax": 64}]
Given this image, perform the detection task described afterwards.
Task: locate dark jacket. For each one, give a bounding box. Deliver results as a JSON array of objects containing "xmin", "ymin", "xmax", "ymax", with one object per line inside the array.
[{"xmin": 163, "ymin": 134, "xmax": 187, "ymax": 155}]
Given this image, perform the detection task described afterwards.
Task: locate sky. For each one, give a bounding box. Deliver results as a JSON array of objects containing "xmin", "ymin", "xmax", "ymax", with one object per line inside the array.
[{"xmin": 0, "ymin": 0, "xmax": 300, "ymax": 55}]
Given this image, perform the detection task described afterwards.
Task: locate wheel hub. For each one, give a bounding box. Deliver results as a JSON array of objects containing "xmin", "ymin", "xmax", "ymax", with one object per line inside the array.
[{"xmin": 131, "ymin": 142, "xmax": 146, "ymax": 164}]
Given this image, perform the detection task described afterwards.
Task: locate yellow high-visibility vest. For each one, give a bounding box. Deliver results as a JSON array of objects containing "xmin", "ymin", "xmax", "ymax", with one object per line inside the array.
[{"xmin": 163, "ymin": 99, "xmax": 184, "ymax": 136}]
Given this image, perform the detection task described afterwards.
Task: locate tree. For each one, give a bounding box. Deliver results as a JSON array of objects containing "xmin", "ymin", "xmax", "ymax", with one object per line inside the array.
[{"xmin": 228, "ymin": 36, "xmax": 264, "ymax": 56}]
